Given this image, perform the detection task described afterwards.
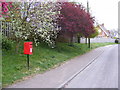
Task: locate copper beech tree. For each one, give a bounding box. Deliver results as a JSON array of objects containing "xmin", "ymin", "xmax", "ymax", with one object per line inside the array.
[{"xmin": 57, "ymin": 2, "xmax": 95, "ymax": 44}]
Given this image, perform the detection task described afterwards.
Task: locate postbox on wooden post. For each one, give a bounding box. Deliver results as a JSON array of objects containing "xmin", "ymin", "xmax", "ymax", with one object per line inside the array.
[{"xmin": 24, "ymin": 42, "xmax": 33, "ymax": 70}]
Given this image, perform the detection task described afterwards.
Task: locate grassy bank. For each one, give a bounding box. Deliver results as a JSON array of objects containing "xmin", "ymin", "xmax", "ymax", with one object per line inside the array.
[{"xmin": 2, "ymin": 42, "xmax": 115, "ymax": 87}]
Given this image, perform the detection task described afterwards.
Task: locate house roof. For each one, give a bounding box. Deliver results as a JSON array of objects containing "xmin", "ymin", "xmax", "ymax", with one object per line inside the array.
[{"xmin": 97, "ymin": 24, "xmax": 109, "ymax": 37}]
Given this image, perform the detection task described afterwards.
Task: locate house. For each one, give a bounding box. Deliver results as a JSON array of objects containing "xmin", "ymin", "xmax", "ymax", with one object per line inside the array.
[
  {"xmin": 109, "ymin": 30, "xmax": 119, "ymax": 38},
  {"xmin": 96, "ymin": 24, "xmax": 110, "ymax": 38}
]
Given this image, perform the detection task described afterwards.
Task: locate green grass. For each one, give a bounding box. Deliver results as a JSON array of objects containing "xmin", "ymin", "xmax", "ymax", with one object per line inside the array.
[{"xmin": 2, "ymin": 42, "xmax": 116, "ymax": 87}]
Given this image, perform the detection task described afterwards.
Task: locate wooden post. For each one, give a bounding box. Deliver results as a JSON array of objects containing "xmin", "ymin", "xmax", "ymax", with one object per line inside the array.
[
  {"xmin": 78, "ymin": 36, "xmax": 80, "ymax": 43},
  {"xmin": 27, "ymin": 54, "xmax": 30, "ymax": 70},
  {"xmin": 87, "ymin": 1, "xmax": 90, "ymax": 48}
]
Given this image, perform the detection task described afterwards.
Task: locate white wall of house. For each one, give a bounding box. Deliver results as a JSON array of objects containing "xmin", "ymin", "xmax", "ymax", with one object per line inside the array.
[{"xmin": 80, "ymin": 37, "xmax": 115, "ymax": 43}]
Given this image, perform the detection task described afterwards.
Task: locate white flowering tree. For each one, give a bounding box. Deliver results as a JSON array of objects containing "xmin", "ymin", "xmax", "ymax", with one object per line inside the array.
[
  {"xmin": 2, "ymin": 2, "xmax": 61, "ymax": 50},
  {"xmin": 2, "ymin": 2, "xmax": 32, "ymax": 53},
  {"xmin": 28, "ymin": 2, "xmax": 60, "ymax": 47}
]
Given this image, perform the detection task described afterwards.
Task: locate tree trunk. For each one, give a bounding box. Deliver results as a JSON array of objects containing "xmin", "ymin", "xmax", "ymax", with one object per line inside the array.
[
  {"xmin": 70, "ymin": 36, "xmax": 73, "ymax": 44},
  {"xmin": 69, "ymin": 34, "xmax": 73, "ymax": 46},
  {"xmin": 77, "ymin": 36, "xmax": 80, "ymax": 43},
  {"xmin": 79, "ymin": 37, "xmax": 81, "ymax": 43},
  {"xmin": 88, "ymin": 38, "xmax": 90, "ymax": 48},
  {"xmin": 85, "ymin": 38, "xmax": 87, "ymax": 44},
  {"xmin": 16, "ymin": 41, "xmax": 20, "ymax": 54}
]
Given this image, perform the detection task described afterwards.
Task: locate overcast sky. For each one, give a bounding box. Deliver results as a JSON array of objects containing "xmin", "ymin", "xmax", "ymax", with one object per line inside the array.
[{"xmin": 69, "ymin": 0, "xmax": 119, "ymax": 30}]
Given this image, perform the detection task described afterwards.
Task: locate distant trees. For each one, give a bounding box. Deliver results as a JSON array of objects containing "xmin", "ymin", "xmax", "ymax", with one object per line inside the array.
[
  {"xmin": 57, "ymin": 2, "xmax": 95, "ymax": 45},
  {"xmin": 89, "ymin": 27, "xmax": 99, "ymax": 38}
]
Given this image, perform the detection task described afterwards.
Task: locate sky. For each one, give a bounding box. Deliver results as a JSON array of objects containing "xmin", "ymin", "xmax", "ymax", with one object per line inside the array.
[{"xmin": 69, "ymin": 0, "xmax": 119, "ymax": 31}]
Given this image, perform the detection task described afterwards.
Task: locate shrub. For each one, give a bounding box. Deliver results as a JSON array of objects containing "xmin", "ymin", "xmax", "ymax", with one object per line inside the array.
[
  {"xmin": 2, "ymin": 36, "xmax": 12, "ymax": 50},
  {"xmin": 0, "ymin": 33, "xmax": 2, "ymax": 49}
]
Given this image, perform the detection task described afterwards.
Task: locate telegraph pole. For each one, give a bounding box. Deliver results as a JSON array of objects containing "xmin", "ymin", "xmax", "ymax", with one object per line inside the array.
[
  {"xmin": 87, "ymin": 0, "xmax": 91, "ymax": 48},
  {"xmin": 87, "ymin": 0, "xmax": 89, "ymax": 13}
]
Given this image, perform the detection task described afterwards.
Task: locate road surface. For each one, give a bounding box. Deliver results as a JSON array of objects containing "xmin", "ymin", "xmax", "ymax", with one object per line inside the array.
[{"xmin": 65, "ymin": 44, "xmax": 118, "ymax": 88}]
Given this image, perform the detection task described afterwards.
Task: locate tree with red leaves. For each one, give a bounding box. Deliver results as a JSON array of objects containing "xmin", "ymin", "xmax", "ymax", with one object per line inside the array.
[
  {"xmin": 0, "ymin": 2, "xmax": 13, "ymax": 18},
  {"xmin": 57, "ymin": 2, "xmax": 95, "ymax": 44}
]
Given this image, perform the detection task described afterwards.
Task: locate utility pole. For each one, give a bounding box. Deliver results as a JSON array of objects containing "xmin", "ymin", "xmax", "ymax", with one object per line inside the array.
[
  {"xmin": 87, "ymin": 0, "xmax": 90, "ymax": 48},
  {"xmin": 87, "ymin": 0, "xmax": 89, "ymax": 13}
]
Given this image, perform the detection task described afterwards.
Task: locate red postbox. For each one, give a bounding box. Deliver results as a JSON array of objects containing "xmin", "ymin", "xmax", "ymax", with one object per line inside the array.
[{"xmin": 24, "ymin": 42, "xmax": 33, "ymax": 55}]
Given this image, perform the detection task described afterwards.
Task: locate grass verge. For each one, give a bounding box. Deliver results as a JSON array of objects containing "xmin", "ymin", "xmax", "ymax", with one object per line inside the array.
[{"xmin": 2, "ymin": 42, "xmax": 116, "ymax": 87}]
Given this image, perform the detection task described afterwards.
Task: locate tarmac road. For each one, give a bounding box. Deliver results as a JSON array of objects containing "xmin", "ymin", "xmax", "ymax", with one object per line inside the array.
[{"xmin": 65, "ymin": 45, "xmax": 118, "ymax": 88}]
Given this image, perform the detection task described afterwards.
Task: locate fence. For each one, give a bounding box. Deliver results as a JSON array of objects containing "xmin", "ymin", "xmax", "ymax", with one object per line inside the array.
[{"xmin": 0, "ymin": 21, "xmax": 13, "ymax": 37}]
